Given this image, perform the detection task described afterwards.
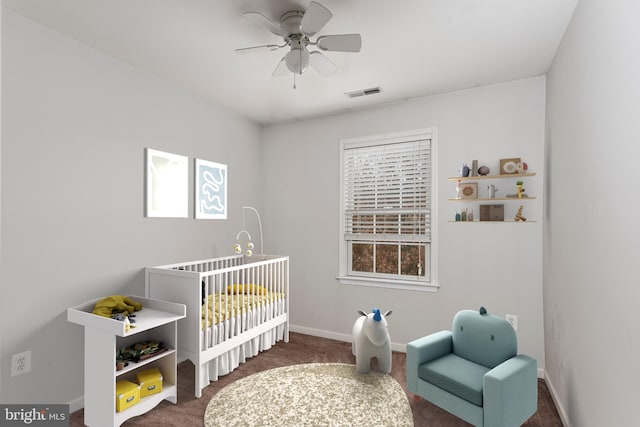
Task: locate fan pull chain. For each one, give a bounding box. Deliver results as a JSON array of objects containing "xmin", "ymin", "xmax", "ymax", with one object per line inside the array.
[{"xmin": 293, "ymin": 45, "xmax": 303, "ymax": 89}]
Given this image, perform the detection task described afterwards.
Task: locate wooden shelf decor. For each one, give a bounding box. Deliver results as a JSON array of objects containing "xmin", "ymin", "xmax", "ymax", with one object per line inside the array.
[
  {"xmin": 448, "ymin": 172, "xmax": 536, "ymax": 181},
  {"xmin": 449, "ymin": 168, "xmax": 539, "ymax": 223}
]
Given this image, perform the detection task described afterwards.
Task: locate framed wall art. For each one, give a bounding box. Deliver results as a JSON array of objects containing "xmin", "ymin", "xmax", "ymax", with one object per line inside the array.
[
  {"xmin": 480, "ymin": 204, "xmax": 505, "ymax": 221},
  {"xmin": 195, "ymin": 159, "xmax": 227, "ymax": 219},
  {"xmin": 145, "ymin": 148, "xmax": 189, "ymax": 218},
  {"xmin": 499, "ymin": 157, "xmax": 521, "ymax": 175},
  {"xmin": 460, "ymin": 182, "xmax": 478, "ymax": 199}
]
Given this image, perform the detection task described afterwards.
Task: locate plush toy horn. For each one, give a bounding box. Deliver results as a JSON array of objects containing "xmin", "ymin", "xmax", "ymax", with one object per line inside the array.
[{"xmin": 373, "ymin": 308, "xmax": 381, "ymax": 321}]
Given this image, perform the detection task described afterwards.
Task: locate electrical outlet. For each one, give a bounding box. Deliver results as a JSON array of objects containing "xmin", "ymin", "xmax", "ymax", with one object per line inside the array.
[
  {"xmin": 506, "ymin": 314, "xmax": 518, "ymax": 331},
  {"xmin": 11, "ymin": 350, "xmax": 31, "ymax": 376}
]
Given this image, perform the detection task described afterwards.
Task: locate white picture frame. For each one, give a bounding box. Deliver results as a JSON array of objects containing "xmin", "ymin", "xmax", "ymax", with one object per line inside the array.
[
  {"xmin": 145, "ymin": 148, "xmax": 189, "ymax": 218},
  {"xmin": 195, "ymin": 158, "xmax": 227, "ymax": 219}
]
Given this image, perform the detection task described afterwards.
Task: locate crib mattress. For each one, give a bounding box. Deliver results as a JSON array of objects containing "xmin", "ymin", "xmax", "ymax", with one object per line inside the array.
[{"xmin": 202, "ymin": 292, "xmax": 284, "ymax": 328}]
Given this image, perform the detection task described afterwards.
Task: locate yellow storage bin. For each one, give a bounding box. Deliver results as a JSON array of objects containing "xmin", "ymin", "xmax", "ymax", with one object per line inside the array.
[
  {"xmin": 115, "ymin": 380, "xmax": 140, "ymax": 412},
  {"xmin": 136, "ymin": 368, "xmax": 163, "ymax": 398}
]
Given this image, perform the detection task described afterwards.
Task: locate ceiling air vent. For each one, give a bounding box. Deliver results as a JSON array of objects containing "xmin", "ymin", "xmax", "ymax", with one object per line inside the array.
[{"xmin": 344, "ymin": 87, "xmax": 382, "ymax": 99}]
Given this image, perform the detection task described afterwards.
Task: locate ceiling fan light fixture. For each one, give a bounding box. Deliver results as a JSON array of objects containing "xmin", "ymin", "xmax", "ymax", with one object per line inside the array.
[
  {"xmin": 238, "ymin": 2, "xmax": 362, "ymax": 81},
  {"xmin": 285, "ymin": 48, "xmax": 310, "ymax": 74}
]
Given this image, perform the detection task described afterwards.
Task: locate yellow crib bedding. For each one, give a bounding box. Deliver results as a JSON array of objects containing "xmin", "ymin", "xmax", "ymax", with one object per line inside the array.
[{"xmin": 201, "ymin": 285, "xmax": 284, "ymax": 328}]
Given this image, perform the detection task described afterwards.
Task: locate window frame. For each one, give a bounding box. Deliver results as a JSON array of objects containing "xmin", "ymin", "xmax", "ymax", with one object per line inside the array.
[{"xmin": 337, "ymin": 128, "xmax": 439, "ymax": 292}]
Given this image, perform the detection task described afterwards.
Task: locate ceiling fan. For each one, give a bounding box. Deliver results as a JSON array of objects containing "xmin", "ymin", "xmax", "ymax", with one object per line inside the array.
[{"xmin": 236, "ymin": 1, "xmax": 362, "ymax": 83}]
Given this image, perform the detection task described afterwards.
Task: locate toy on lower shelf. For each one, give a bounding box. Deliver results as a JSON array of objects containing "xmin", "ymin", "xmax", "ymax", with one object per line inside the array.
[
  {"xmin": 118, "ymin": 341, "xmax": 167, "ymax": 364},
  {"xmin": 514, "ymin": 205, "xmax": 527, "ymax": 222}
]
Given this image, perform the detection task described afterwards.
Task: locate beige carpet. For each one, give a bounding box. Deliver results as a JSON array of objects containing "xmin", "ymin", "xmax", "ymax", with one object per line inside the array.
[{"xmin": 204, "ymin": 362, "xmax": 413, "ymax": 427}]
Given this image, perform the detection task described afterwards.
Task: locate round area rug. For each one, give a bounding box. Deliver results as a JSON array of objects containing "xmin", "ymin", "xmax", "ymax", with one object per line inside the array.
[{"xmin": 204, "ymin": 363, "xmax": 413, "ymax": 426}]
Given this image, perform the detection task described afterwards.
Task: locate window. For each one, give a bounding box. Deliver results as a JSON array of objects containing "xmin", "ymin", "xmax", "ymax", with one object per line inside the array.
[{"xmin": 338, "ymin": 129, "xmax": 438, "ymax": 291}]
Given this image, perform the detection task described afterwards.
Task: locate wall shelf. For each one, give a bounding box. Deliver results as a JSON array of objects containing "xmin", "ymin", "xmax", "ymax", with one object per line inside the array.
[
  {"xmin": 448, "ymin": 172, "xmax": 536, "ymax": 181},
  {"xmin": 448, "ymin": 168, "xmax": 538, "ymax": 223},
  {"xmin": 449, "ymin": 197, "xmax": 536, "ymax": 201},
  {"xmin": 448, "ymin": 220, "xmax": 537, "ymax": 223}
]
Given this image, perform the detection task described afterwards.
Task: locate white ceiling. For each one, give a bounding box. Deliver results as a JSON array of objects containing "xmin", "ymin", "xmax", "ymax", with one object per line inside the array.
[{"xmin": 4, "ymin": 0, "xmax": 578, "ymax": 125}]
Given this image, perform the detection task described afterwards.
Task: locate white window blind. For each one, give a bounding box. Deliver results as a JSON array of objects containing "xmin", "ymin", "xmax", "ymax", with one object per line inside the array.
[{"xmin": 343, "ymin": 139, "xmax": 431, "ymax": 245}]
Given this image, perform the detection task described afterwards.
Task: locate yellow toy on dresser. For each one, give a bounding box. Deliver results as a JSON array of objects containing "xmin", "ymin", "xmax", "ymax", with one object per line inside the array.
[
  {"xmin": 115, "ymin": 380, "xmax": 140, "ymax": 412},
  {"xmin": 92, "ymin": 295, "xmax": 142, "ymax": 318},
  {"xmin": 137, "ymin": 368, "xmax": 163, "ymax": 398}
]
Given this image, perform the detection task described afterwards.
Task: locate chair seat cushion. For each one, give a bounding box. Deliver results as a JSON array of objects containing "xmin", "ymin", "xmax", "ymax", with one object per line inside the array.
[{"xmin": 418, "ymin": 353, "xmax": 490, "ymax": 406}]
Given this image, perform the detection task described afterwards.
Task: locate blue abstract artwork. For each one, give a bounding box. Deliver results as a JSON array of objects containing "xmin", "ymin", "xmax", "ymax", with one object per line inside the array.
[{"xmin": 195, "ymin": 159, "xmax": 227, "ymax": 219}]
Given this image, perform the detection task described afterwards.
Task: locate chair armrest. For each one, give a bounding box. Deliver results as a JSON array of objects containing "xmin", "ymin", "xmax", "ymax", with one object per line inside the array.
[
  {"xmin": 407, "ymin": 331, "xmax": 453, "ymax": 364},
  {"xmin": 483, "ymin": 355, "xmax": 538, "ymax": 427},
  {"xmin": 406, "ymin": 331, "xmax": 452, "ymax": 393}
]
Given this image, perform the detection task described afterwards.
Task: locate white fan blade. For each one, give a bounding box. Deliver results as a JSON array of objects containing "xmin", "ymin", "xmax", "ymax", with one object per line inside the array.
[
  {"xmin": 301, "ymin": 1, "xmax": 333, "ymax": 36},
  {"xmin": 272, "ymin": 56, "xmax": 289, "ymax": 77},
  {"xmin": 235, "ymin": 44, "xmax": 282, "ymax": 55},
  {"xmin": 317, "ymin": 34, "xmax": 362, "ymax": 52},
  {"xmin": 244, "ymin": 12, "xmax": 286, "ymax": 37},
  {"xmin": 309, "ymin": 51, "xmax": 338, "ymax": 77}
]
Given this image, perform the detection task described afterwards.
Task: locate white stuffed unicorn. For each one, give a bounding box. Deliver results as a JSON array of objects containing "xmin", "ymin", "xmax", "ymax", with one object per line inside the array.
[{"xmin": 352, "ymin": 308, "xmax": 392, "ymax": 374}]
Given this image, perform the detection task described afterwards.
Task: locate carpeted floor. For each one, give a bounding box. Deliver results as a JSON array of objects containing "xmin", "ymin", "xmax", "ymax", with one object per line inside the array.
[{"xmin": 69, "ymin": 332, "xmax": 563, "ymax": 426}]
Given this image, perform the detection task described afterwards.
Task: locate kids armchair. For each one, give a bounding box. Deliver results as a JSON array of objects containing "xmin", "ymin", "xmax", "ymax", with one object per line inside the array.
[{"xmin": 406, "ymin": 307, "xmax": 537, "ymax": 427}]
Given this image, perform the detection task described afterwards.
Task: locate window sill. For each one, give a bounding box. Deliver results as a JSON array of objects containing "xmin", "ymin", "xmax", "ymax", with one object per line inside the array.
[{"xmin": 336, "ymin": 276, "xmax": 439, "ymax": 292}]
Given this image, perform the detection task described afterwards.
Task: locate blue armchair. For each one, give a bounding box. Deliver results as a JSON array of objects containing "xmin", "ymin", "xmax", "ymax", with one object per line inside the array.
[{"xmin": 406, "ymin": 307, "xmax": 537, "ymax": 427}]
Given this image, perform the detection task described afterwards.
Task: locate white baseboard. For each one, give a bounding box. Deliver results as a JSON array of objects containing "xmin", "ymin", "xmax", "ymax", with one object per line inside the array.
[
  {"xmin": 67, "ymin": 396, "xmax": 84, "ymax": 414},
  {"xmin": 289, "ymin": 324, "xmax": 407, "ymax": 352},
  {"xmin": 544, "ymin": 371, "xmax": 570, "ymax": 427}
]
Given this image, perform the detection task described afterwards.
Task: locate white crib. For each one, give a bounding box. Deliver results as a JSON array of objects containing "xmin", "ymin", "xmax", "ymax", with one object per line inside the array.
[{"xmin": 145, "ymin": 254, "xmax": 289, "ymax": 398}]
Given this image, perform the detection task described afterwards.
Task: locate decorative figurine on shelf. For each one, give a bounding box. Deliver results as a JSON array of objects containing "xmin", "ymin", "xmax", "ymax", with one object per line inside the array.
[
  {"xmin": 460, "ymin": 164, "xmax": 470, "ymax": 177},
  {"xmin": 514, "ymin": 205, "xmax": 527, "ymax": 222},
  {"xmin": 516, "ymin": 181, "xmax": 525, "ymax": 199},
  {"xmin": 456, "ymin": 179, "xmax": 462, "ymax": 199},
  {"xmin": 486, "ymin": 184, "xmax": 498, "ymax": 199},
  {"xmin": 517, "ymin": 162, "xmax": 529, "ymax": 174},
  {"xmin": 478, "ymin": 165, "xmax": 490, "ymax": 176}
]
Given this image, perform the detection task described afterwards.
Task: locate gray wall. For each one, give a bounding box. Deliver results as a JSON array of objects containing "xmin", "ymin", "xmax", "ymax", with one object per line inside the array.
[
  {"xmin": 544, "ymin": 0, "xmax": 640, "ymax": 426},
  {"xmin": 262, "ymin": 77, "xmax": 546, "ymax": 367},
  {"xmin": 0, "ymin": 9, "xmax": 262, "ymax": 405}
]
